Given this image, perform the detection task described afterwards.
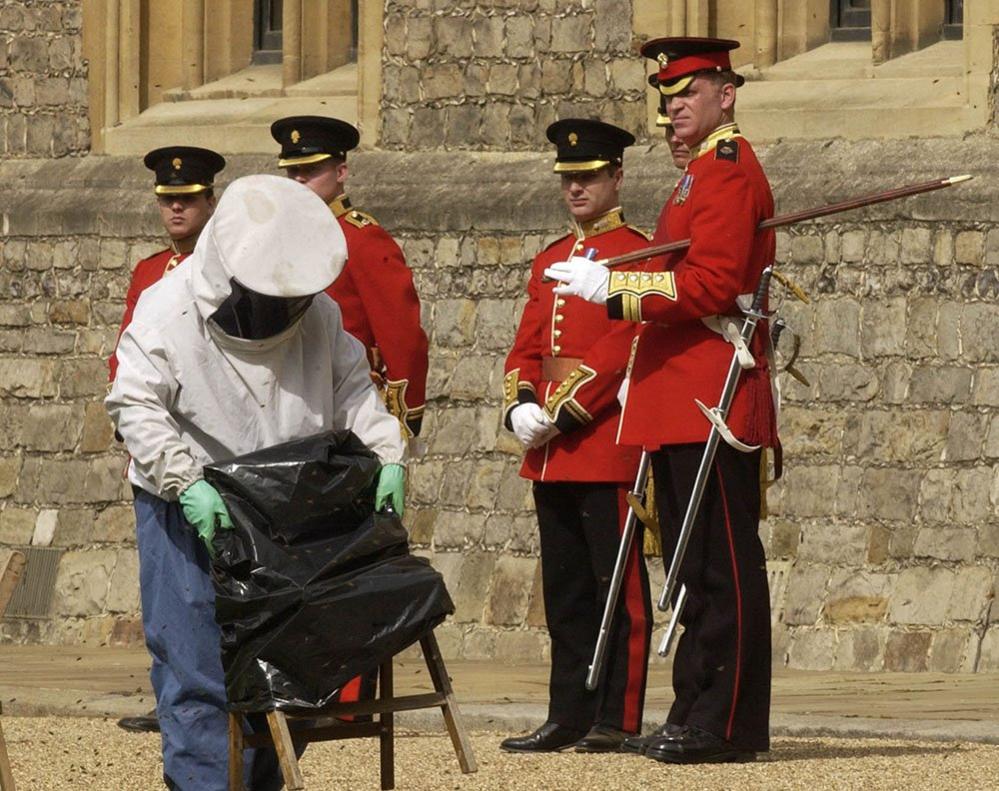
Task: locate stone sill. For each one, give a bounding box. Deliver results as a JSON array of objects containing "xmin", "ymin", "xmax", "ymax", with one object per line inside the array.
[{"xmin": 3, "ymin": 137, "xmax": 997, "ymax": 239}]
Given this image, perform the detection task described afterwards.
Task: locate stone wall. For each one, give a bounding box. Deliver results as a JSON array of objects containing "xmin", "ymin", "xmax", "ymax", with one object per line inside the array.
[
  {"xmin": 1, "ymin": 0, "xmax": 998, "ymax": 673},
  {"xmin": 380, "ymin": 0, "xmax": 648, "ymax": 150},
  {"xmin": 0, "ymin": 0, "xmax": 88, "ymax": 157},
  {"xmin": 3, "ymin": 138, "xmax": 999, "ymax": 674}
]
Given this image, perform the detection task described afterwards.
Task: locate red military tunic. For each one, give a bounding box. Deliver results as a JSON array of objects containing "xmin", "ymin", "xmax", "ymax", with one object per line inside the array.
[
  {"xmin": 326, "ymin": 194, "xmax": 429, "ymax": 438},
  {"xmin": 608, "ymin": 124, "xmax": 778, "ymax": 450},
  {"xmin": 504, "ymin": 208, "xmax": 648, "ymax": 483},
  {"xmin": 108, "ymin": 248, "xmax": 189, "ymax": 382}
]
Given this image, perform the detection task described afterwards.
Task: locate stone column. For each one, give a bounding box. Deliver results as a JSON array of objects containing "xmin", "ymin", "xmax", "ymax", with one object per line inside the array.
[
  {"xmin": 181, "ymin": 0, "xmax": 205, "ymax": 91},
  {"xmin": 118, "ymin": 0, "xmax": 140, "ymax": 119},
  {"xmin": 102, "ymin": 0, "xmax": 119, "ymax": 128},
  {"xmin": 687, "ymin": 0, "xmax": 710, "ymax": 36},
  {"xmin": 283, "ymin": 0, "xmax": 303, "ymax": 87},
  {"xmin": 357, "ymin": 0, "xmax": 382, "ymax": 146},
  {"xmin": 777, "ymin": 0, "xmax": 830, "ymax": 60},
  {"xmin": 872, "ymin": 0, "xmax": 890, "ymax": 65},
  {"xmin": 667, "ymin": 0, "xmax": 685, "ymax": 35},
  {"xmin": 755, "ymin": 0, "xmax": 779, "ymax": 67}
]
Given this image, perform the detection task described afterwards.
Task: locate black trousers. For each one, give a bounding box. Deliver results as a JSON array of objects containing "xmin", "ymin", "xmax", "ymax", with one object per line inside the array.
[
  {"xmin": 651, "ymin": 443, "xmax": 771, "ymax": 752},
  {"xmin": 534, "ymin": 481, "xmax": 652, "ymax": 733}
]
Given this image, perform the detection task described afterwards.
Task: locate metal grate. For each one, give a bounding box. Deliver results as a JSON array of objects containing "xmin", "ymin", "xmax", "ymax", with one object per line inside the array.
[{"xmin": 4, "ymin": 546, "xmax": 62, "ymax": 619}]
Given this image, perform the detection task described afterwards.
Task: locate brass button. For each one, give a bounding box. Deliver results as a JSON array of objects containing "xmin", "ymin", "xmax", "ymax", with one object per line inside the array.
[
  {"xmin": 556, "ymin": 299, "xmax": 566, "ymax": 307},
  {"xmin": 574, "ymin": 242, "xmax": 584, "ymax": 252},
  {"xmin": 553, "ymin": 329, "xmax": 562, "ymax": 337},
  {"xmin": 554, "ymin": 314, "xmax": 564, "ymax": 322},
  {"xmin": 552, "ymin": 345, "xmax": 562, "ymax": 354}
]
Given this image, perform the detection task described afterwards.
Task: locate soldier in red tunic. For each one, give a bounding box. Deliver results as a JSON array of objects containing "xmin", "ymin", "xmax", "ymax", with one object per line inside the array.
[
  {"xmin": 651, "ymin": 74, "xmax": 692, "ymax": 170},
  {"xmin": 270, "ymin": 114, "xmax": 429, "ymax": 713},
  {"xmin": 500, "ymin": 119, "xmax": 653, "ymax": 755},
  {"xmin": 270, "ymin": 115, "xmax": 429, "ymax": 440},
  {"xmin": 108, "ymin": 146, "xmax": 225, "ymax": 383},
  {"xmin": 545, "ymin": 39, "xmax": 777, "ymax": 764}
]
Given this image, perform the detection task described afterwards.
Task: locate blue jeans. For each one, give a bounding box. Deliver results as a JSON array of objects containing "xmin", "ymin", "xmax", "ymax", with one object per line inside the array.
[{"xmin": 134, "ymin": 489, "xmax": 287, "ymax": 790}]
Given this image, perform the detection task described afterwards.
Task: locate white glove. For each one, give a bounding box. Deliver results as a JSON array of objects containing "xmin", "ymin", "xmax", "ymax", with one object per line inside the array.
[
  {"xmin": 510, "ymin": 403, "xmax": 559, "ymax": 449},
  {"xmin": 543, "ymin": 257, "xmax": 610, "ymax": 304}
]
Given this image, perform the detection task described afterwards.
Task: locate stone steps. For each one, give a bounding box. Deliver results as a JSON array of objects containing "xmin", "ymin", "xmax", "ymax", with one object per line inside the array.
[
  {"xmin": 104, "ymin": 62, "xmax": 360, "ymax": 156},
  {"xmin": 736, "ymin": 41, "xmax": 971, "ymax": 140}
]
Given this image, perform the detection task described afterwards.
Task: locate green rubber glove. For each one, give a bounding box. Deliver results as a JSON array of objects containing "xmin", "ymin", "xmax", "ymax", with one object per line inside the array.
[
  {"xmin": 375, "ymin": 463, "xmax": 406, "ymax": 516},
  {"xmin": 179, "ymin": 480, "xmax": 234, "ymax": 558}
]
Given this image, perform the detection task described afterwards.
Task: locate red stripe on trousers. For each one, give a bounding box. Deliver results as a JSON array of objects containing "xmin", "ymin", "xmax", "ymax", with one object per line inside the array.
[
  {"xmin": 617, "ymin": 486, "xmax": 648, "ymax": 734},
  {"xmin": 715, "ymin": 462, "xmax": 743, "ymax": 742}
]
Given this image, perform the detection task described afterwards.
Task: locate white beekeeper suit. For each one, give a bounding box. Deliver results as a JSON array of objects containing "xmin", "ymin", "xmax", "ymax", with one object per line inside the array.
[
  {"xmin": 108, "ymin": 174, "xmax": 404, "ymax": 499},
  {"xmin": 105, "ymin": 174, "xmax": 405, "ymax": 791}
]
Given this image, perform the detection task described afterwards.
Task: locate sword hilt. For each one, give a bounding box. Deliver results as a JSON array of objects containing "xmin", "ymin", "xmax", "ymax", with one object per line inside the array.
[
  {"xmin": 748, "ymin": 266, "xmax": 773, "ymax": 315},
  {"xmin": 771, "ymin": 317, "xmax": 788, "ymax": 349}
]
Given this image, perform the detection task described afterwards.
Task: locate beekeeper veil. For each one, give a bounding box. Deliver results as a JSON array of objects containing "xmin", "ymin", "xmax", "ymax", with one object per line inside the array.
[{"xmin": 190, "ymin": 174, "xmax": 348, "ymax": 339}]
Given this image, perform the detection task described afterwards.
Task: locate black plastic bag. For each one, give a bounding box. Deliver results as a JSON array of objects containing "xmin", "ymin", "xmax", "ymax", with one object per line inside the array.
[{"xmin": 205, "ymin": 430, "xmax": 453, "ymax": 713}]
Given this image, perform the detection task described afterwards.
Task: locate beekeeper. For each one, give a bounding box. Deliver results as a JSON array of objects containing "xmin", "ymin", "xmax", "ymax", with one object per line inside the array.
[{"xmin": 106, "ymin": 174, "xmax": 406, "ymax": 791}]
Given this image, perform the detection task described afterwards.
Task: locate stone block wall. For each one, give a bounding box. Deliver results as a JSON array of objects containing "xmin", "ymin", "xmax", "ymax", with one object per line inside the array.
[
  {"xmin": 756, "ymin": 141, "xmax": 999, "ymax": 674},
  {"xmin": 381, "ymin": 0, "xmax": 648, "ymax": 150},
  {"xmin": 1, "ymin": 1, "xmax": 998, "ymax": 674},
  {"xmin": 0, "ymin": 0, "xmax": 88, "ymax": 158},
  {"xmin": 2, "ymin": 141, "xmax": 999, "ymax": 673}
]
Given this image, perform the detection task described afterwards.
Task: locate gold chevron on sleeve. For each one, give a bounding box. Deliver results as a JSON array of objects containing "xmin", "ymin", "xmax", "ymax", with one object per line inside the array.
[{"xmin": 608, "ymin": 270, "xmax": 677, "ymax": 321}]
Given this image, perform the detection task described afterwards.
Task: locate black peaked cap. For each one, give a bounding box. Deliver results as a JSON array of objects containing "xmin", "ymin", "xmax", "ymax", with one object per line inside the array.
[
  {"xmin": 270, "ymin": 115, "xmax": 360, "ymax": 167},
  {"xmin": 545, "ymin": 118, "xmax": 636, "ymax": 173},
  {"xmin": 143, "ymin": 146, "xmax": 225, "ymax": 195}
]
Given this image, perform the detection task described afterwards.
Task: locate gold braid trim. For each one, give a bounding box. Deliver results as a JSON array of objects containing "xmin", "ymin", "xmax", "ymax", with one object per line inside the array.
[
  {"xmin": 503, "ymin": 369, "xmax": 520, "ymax": 413},
  {"xmin": 608, "ymin": 271, "xmax": 678, "ymax": 322},
  {"xmin": 503, "ymin": 369, "xmax": 537, "ymax": 420},
  {"xmin": 384, "ymin": 379, "xmax": 415, "ymax": 438},
  {"xmin": 543, "ymin": 364, "xmax": 596, "ymax": 425}
]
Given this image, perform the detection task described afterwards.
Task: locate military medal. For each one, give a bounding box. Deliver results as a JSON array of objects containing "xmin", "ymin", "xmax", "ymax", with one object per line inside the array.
[{"xmin": 675, "ymin": 173, "xmax": 694, "ymax": 205}]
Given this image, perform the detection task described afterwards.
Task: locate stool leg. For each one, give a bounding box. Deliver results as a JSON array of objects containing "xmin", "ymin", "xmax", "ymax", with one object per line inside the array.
[
  {"xmin": 227, "ymin": 713, "xmax": 246, "ymax": 791},
  {"xmin": 0, "ymin": 717, "xmax": 15, "ymax": 791},
  {"xmin": 420, "ymin": 633, "xmax": 477, "ymax": 773},
  {"xmin": 267, "ymin": 711, "xmax": 305, "ymax": 790},
  {"xmin": 379, "ymin": 661, "xmax": 395, "ymax": 791}
]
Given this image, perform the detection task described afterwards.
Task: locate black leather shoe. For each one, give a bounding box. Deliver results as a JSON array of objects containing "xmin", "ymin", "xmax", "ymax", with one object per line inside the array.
[
  {"xmin": 620, "ymin": 722, "xmax": 686, "ymax": 755},
  {"xmin": 645, "ymin": 725, "xmax": 756, "ymax": 764},
  {"xmin": 500, "ymin": 722, "xmax": 587, "ymax": 753},
  {"xmin": 117, "ymin": 712, "xmax": 160, "ymax": 733},
  {"xmin": 574, "ymin": 724, "xmax": 632, "ymax": 753}
]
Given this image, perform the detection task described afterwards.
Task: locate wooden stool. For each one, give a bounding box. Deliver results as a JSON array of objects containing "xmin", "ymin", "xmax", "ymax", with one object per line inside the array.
[
  {"xmin": 0, "ymin": 551, "xmax": 27, "ymax": 791},
  {"xmin": 227, "ymin": 632, "xmax": 477, "ymax": 790}
]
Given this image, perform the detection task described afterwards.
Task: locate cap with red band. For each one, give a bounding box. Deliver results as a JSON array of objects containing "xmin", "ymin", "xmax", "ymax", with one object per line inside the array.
[{"xmin": 640, "ymin": 37, "xmax": 745, "ymax": 96}]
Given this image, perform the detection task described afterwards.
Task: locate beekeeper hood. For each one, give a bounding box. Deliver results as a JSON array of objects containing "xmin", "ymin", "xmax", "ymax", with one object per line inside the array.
[{"xmin": 190, "ymin": 174, "xmax": 348, "ymax": 339}]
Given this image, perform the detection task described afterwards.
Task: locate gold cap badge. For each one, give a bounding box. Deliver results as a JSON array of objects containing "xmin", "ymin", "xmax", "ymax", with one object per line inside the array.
[
  {"xmin": 172, "ymin": 157, "xmax": 182, "ymax": 170},
  {"xmin": 658, "ymin": 53, "xmax": 669, "ymax": 67},
  {"xmin": 568, "ymin": 132, "xmax": 578, "ymax": 146},
  {"xmin": 291, "ymin": 130, "xmax": 301, "ymax": 144}
]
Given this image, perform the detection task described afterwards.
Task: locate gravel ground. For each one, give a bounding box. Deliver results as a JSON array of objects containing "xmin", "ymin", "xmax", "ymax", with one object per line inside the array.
[{"xmin": 3, "ymin": 716, "xmax": 997, "ymax": 790}]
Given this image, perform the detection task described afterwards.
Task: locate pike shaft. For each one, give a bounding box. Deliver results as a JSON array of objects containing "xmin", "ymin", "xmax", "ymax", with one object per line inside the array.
[{"xmin": 594, "ymin": 175, "xmax": 969, "ymax": 270}]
